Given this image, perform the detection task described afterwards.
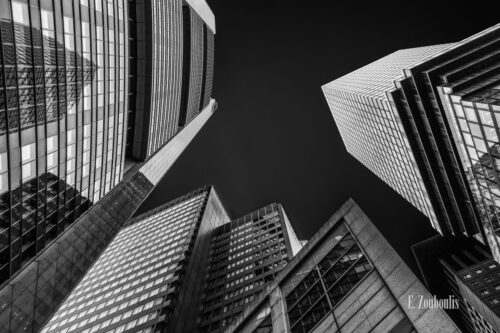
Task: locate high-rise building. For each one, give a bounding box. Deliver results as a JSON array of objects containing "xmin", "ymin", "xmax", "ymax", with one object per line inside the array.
[
  {"xmin": 0, "ymin": 0, "xmax": 217, "ymax": 331},
  {"xmin": 322, "ymin": 24, "xmax": 500, "ymax": 263},
  {"xmin": 0, "ymin": 0, "xmax": 128, "ymax": 285},
  {"xmin": 127, "ymin": 0, "xmax": 215, "ymax": 161},
  {"xmin": 199, "ymin": 203, "xmax": 302, "ymax": 332},
  {"xmin": 41, "ymin": 187, "xmax": 302, "ymax": 333},
  {"xmin": 413, "ymin": 235, "xmax": 500, "ymax": 332},
  {"xmin": 224, "ymin": 199, "xmax": 461, "ymax": 333}
]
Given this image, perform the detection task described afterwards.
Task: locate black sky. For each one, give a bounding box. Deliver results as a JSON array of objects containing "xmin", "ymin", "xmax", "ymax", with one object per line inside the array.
[{"xmin": 136, "ymin": 1, "xmax": 499, "ymax": 274}]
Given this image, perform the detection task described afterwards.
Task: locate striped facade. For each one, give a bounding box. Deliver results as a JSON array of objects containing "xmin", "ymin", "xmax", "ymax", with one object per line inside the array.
[
  {"xmin": 127, "ymin": 0, "xmax": 216, "ymax": 161},
  {"xmin": 202, "ymin": 28, "xmax": 215, "ymax": 110},
  {"xmin": 42, "ymin": 186, "xmax": 230, "ymax": 333}
]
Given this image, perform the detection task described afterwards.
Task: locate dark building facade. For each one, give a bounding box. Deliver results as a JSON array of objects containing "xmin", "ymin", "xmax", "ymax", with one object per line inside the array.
[
  {"xmin": 413, "ymin": 235, "xmax": 500, "ymax": 332},
  {"xmin": 199, "ymin": 203, "xmax": 302, "ymax": 332},
  {"xmin": 42, "ymin": 187, "xmax": 302, "ymax": 333},
  {"xmin": 323, "ymin": 24, "xmax": 500, "ymax": 264},
  {"xmin": 126, "ymin": 0, "xmax": 215, "ymax": 161},
  {"xmin": 0, "ymin": 0, "xmax": 217, "ymax": 331},
  {"xmin": 225, "ymin": 199, "xmax": 460, "ymax": 333}
]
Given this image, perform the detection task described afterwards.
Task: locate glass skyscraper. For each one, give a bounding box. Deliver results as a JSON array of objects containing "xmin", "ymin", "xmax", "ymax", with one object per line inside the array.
[
  {"xmin": 127, "ymin": 0, "xmax": 215, "ymax": 161},
  {"xmin": 323, "ymin": 23, "xmax": 500, "ymax": 264},
  {"xmin": 0, "ymin": 0, "xmax": 128, "ymax": 285},
  {"xmin": 225, "ymin": 199, "xmax": 460, "ymax": 333},
  {"xmin": 0, "ymin": 0, "xmax": 217, "ymax": 331},
  {"xmin": 42, "ymin": 187, "xmax": 302, "ymax": 333}
]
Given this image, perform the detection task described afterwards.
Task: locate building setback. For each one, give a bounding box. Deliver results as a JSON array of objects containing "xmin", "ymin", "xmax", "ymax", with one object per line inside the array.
[
  {"xmin": 0, "ymin": 0, "xmax": 217, "ymax": 331},
  {"xmin": 322, "ymin": 24, "xmax": 500, "ymax": 264},
  {"xmin": 224, "ymin": 199, "xmax": 460, "ymax": 333},
  {"xmin": 41, "ymin": 187, "xmax": 302, "ymax": 333}
]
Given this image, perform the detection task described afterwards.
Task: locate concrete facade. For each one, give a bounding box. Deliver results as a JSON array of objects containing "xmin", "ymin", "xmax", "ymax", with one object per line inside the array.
[{"xmin": 224, "ymin": 199, "xmax": 460, "ymax": 333}]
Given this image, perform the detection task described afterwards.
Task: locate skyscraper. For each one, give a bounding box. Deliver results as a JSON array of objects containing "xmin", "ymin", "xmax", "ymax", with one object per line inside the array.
[
  {"xmin": 127, "ymin": 0, "xmax": 215, "ymax": 161},
  {"xmin": 0, "ymin": 0, "xmax": 217, "ymax": 331},
  {"xmin": 42, "ymin": 187, "xmax": 302, "ymax": 333},
  {"xmin": 225, "ymin": 199, "xmax": 460, "ymax": 333},
  {"xmin": 322, "ymin": 24, "xmax": 500, "ymax": 263},
  {"xmin": 199, "ymin": 203, "xmax": 301, "ymax": 332},
  {"xmin": 0, "ymin": 0, "xmax": 128, "ymax": 286}
]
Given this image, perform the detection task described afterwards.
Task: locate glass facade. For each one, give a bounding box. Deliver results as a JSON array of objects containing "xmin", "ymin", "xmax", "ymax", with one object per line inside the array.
[
  {"xmin": 200, "ymin": 203, "xmax": 300, "ymax": 332},
  {"xmin": 0, "ymin": 0, "xmax": 127, "ymax": 286},
  {"xmin": 442, "ymin": 86, "xmax": 500, "ymax": 262},
  {"xmin": 42, "ymin": 187, "xmax": 215, "ymax": 333},
  {"xmin": 0, "ymin": 0, "xmax": 217, "ymax": 331},
  {"xmin": 224, "ymin": 200, "xmax": 459, "ymax": 333},
  {"xmin": 126, "ymin": 0, "xmax": 215, "ymax": 161},
  {"xmin": 285, "ymin": 223, "xmax": 372, "ymax": 333},
  {"xmin": 42, "ymin": 192, "xmax": 301, "ymax": 333},
  {"xmin": 323, "ymin": 24, "xmax": 500, "ymax": 264},
  {"xmin": 322, "ymin": 46, "xmax": 450, "ymax": 232}
]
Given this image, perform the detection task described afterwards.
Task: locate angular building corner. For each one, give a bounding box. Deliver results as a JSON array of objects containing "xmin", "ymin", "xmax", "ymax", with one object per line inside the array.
[
  {"xmin": 322, "ymin": 24, "xmax": 500, "ymax": 263},
  {"xmin": 224, "ymin": 199, "xmax": 460, "ymax": 333},
  {"xmin": 323, "ymin": 22, "xmax": 500, "ymax": 331},
  {"xmin": 41, "ymin": 188, "xmax": 303, "ymax": 333},
  {"xmin": 0, "ymin": 0, "xmax": 217, "ymax": 331}
]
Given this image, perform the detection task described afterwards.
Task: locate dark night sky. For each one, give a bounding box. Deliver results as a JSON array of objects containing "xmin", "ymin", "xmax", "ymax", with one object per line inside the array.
[{"xmin": 136, "ymin": 1, "xmax": 499, "ymax": 275}]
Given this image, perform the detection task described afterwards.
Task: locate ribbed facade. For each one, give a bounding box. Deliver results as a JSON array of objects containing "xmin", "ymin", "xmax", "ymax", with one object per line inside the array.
[
  {"xmin": 147, "ymin": 0, "xmax": 184, "ymax": 158},
  {"xmin": 127, "ymin": 0, "xmax": 216, "ymax": 161},
  {"xmin": 202, "ymin": 28, "xmax": 215, "ymax": 109},
  {"xmin": 323, "ymin": 24, "xmax": 500, "ymax": 264},
  {"xmin": 185, "ymin": 9, "xmax": 204, "ymax": 125},
  {"xmin": 0, "ymin": 0, "xmax": 128, "ymax": 286}
]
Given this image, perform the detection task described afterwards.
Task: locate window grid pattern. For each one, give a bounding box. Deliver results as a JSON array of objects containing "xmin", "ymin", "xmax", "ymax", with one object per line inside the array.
[
  {"xmin": 200, "ymin": 204, "xmax": 292, "ymax": 332},
  {"xmin": 444, "ymin": 88, "xmax": 500, "ymax": 262},
  {"xmin": 147, "ymin": 0, "xmax": 183, "ymax": 157},
  {"xmin": 43, "ymin": 190, "xmax": 208, "ymax": 333},
  {"xmin": 322, "ymin": 46, "xmax": 451, "ymax": 230},
  {"xmin": 0, "ymin": 0, "xmax": 127, "ymax": 286},
  {"xmin": 285, "ymin": 225, "xmax": 372, "ymax": 333},
  {"xmin": 202, "ymin": 28, "xmax": 214, "ymax": 110},
  {"xmin": 184, "ymin": 9, "xmax": 204, "ymax": 125}
]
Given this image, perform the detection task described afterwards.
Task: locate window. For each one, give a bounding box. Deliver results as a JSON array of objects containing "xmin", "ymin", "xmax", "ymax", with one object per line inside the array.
[
  {"xmin": 22, "ymin": 162, "xmax": 35, "ymax": 181},
  {"xmin": 12, "ymin": 1, "xmax": 29, "ymax": 24},
  {"xmin": 22, "ymin": 143, "xmax": 35, "ymax": 162},
  {"xmin": 40, "ymin": 9, "xmax": 55, "ymax": 38},
  {"xmin": 0, "ymin": 153, "xmax": 7, "ymax": 194},
  {"xmin": 285, "ymin": 223, "xmax": 371, "ymax": 333},
  {"xmin": 480, "ymin": 289, "xmax": 490, "ymax": 296}
]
